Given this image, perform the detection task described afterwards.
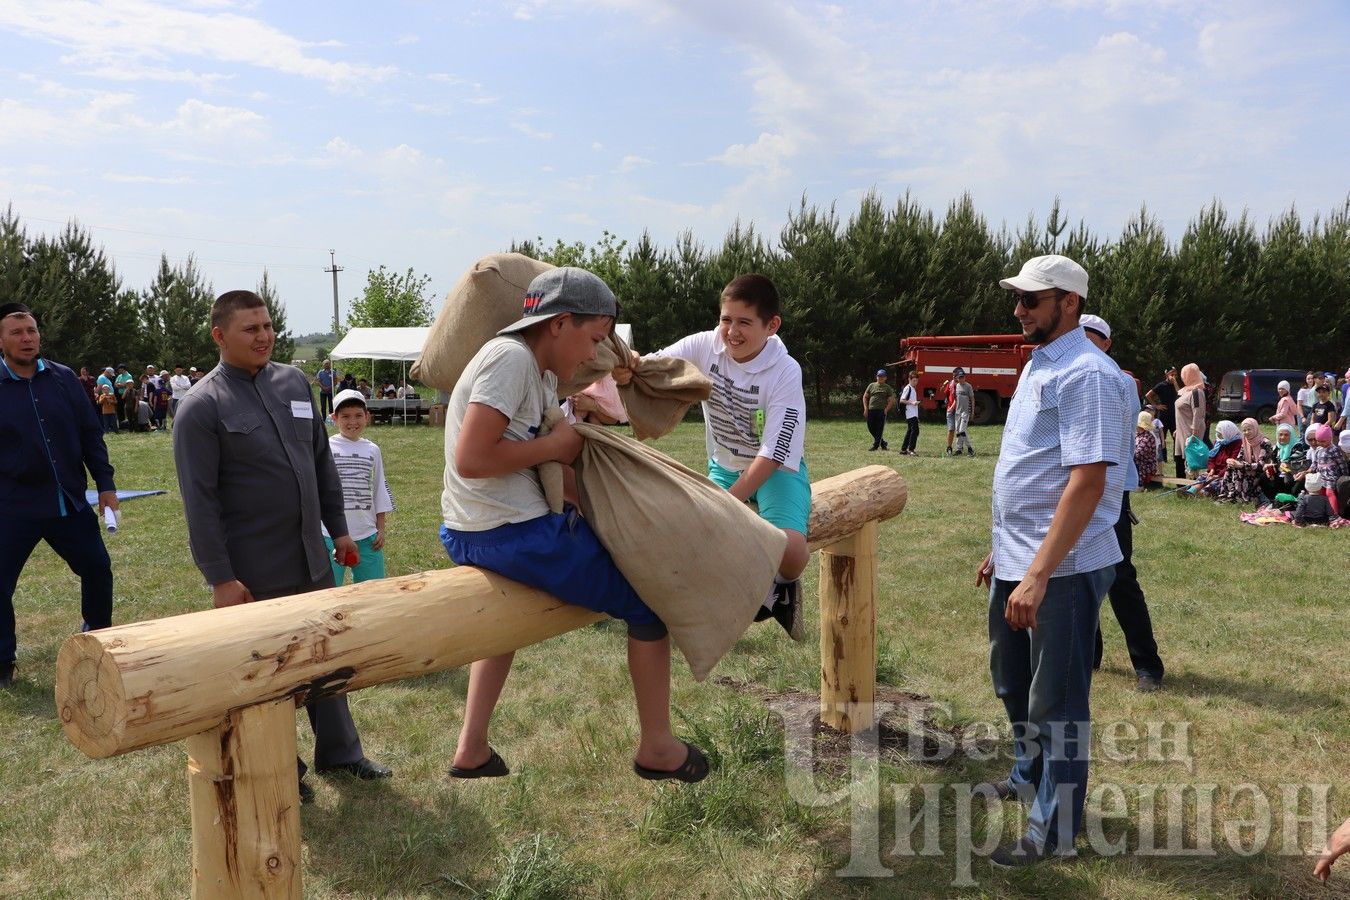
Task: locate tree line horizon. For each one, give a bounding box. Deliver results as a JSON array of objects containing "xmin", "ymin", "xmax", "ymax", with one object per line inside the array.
[{"xmin": 3, "ymin": 192, "xmax": 1347, "ymax": 411}]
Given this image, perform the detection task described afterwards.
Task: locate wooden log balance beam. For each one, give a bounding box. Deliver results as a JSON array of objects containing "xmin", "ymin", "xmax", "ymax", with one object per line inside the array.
[{"xmin": 55, "ymin": 463, "xmax": 905, "ymax": 898}]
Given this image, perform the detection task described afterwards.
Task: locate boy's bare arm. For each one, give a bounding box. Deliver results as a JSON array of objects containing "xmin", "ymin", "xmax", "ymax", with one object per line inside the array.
[
  {"xmin": 455, "ymin": 402, "xmax": 582, "ymax": 479},
  {"xmin": 727, "ymin": 456, "xmax": 780, "ymax": 503}
]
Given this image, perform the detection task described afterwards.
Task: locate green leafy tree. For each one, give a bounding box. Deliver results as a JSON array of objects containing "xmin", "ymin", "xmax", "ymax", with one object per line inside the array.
[{"xmin": 346, "ymin": 265, "xmax": 434, "ymax": 330}]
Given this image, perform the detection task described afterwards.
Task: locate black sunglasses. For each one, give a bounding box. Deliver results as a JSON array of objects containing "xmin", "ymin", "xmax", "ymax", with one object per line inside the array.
[{"xmin": 1012, "ymin": 289, "xmax": 1066, "ymax": 310}]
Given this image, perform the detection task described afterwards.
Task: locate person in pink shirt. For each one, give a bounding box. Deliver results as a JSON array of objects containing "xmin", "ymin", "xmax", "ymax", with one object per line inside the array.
[{"xmin": 1268, "ymin": 379, "xmax": 1302, "ymax": 430}]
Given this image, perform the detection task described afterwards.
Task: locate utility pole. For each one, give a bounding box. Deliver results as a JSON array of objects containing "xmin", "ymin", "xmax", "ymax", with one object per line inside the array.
[{"xmin": 324, "ymin": 250, "xmax": 343, "ymax": 336}]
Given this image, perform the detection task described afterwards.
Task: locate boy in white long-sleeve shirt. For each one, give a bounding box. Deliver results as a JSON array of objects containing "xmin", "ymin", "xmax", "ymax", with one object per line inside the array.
[
  {"xmin": 619, "ymin": 273, "xmax": 810, "ymax": 641},
  {"xmin": 324, "ymin": 389, "xmax": 395, "ymax": 584}
]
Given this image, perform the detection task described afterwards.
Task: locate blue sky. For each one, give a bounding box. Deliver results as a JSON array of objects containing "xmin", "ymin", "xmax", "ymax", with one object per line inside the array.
[{"xmin": 2, "ymin": 0, "xmax": 1347, "ymax": 335}]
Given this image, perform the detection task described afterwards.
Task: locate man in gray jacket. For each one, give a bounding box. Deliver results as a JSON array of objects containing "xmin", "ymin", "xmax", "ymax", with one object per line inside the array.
[{"xmin": 173, "ymin": 290, "xmax": 391, "ymax": 802}]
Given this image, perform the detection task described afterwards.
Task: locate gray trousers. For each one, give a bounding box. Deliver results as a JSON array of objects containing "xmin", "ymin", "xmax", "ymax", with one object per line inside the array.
[{"xmin": 253, "ymin": 572, "xmax": 365, "ymax": 774}]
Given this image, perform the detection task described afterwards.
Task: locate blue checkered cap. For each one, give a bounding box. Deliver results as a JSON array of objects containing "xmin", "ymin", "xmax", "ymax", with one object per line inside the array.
[{"xmin": 497, "ymin": 266, "xmax": 618, "ymax": 336}]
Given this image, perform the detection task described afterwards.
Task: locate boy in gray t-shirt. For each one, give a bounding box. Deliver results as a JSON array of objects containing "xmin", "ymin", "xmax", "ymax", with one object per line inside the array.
[{"xmin": 438, "ymin": 267, "xmax": 709, "ymax": 785}]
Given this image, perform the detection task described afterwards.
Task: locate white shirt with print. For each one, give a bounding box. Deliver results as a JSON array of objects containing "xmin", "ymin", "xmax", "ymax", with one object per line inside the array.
[
  {"xmin": 323, "ymin": 434, "xmax": 395, "ymax": 541},
  {"xmin": 657, "ymin": 329, "xmax": 806, "ymax": 472}
]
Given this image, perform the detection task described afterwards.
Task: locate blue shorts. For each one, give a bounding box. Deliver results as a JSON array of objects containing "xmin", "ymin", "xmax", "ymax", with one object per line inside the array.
[
  {"xmin": 707, "ymin": 458, "xmax": 811, "ymax": 536},
  {"xmin": 439, "ymin": 510, "xmax": 667, "ymax": 641}
]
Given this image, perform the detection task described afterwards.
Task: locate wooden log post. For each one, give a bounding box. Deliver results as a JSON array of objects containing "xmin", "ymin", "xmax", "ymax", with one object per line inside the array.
[
  {"xmin": 186, "ymin": 699, "xmax": 300, "ymax": 899},
  {"xmin": 818, "ymin": 521, "xmax": 878, "ymax": 734}
]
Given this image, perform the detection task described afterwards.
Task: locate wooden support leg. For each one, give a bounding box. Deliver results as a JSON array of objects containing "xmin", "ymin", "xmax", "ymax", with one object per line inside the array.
[
  {"xmin": 818, "ymin": 521, "xmax": 878, "ymax": 734},
  {"xmin": 186, "ymin": 699, "xmax": 302, "ymax": 899}
]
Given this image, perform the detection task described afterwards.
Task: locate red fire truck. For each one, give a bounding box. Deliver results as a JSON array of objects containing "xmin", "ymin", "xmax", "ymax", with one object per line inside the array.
[
  {"xmin": 891, "ymin": 334, "xmax": 1143, "ymax": 424},
  {"xmin": 892, "ymin": 335, "xmax": 1031, "ymax": 425}
]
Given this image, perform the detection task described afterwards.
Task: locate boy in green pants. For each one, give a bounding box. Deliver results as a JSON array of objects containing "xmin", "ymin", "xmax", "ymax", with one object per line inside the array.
[{"xmin": 324, "ymin": 389, "xmax": 395, "ymax": 583}]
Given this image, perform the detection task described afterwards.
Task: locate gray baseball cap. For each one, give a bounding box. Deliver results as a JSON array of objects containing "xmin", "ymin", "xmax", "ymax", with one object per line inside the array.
[{"xmin": 497, "ymin": 267, "xmax": 617, "ymax": 336}]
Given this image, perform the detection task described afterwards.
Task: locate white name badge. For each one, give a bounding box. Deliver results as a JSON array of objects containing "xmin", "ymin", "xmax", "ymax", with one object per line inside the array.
[{"xmin": 291, "ymin": 400, "xmax": 314, "ymax": 419}]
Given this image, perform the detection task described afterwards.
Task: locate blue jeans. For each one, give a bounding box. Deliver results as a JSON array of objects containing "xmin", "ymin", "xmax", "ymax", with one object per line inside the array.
[
  {"xmin": 0, "ymin": 509, "xmax": 114, "ymax": 664},
  {"xmin": 988, "ymin": 565, "xmax": 1115, "ymax": 853}
]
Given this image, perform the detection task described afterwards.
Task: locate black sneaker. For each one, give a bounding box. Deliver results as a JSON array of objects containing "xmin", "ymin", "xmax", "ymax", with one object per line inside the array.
[
  {"xmin": 966, "ymin": 446, "xmax": 976, "ymax": 457},
  {"xmin": 989, "ymin": 836, "xmax": 1059, "ymax": 868},
  {"xmin": 945, "ymin": 448, "xmax": 954, "ymax": 457},
  {"xmin": 0, "ymin": 661, "xmax": 13, "ymax": 688},
  {"xmin": 880, "ymin": 441, "xmax": 888, "ymax": 450},
  {"xmin": 772, "ymin": 580, "xmax": 804, "ymax": 642}
]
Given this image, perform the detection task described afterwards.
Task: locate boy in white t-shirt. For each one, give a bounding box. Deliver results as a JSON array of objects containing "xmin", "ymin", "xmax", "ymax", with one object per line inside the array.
[
  {"xmin": 618, "ymin": 274, "xmax": 810, "ymax": 641},
  {"xmin": 898, "ymin": 371, "xmax": 921, "ymax": 455},
  {"xmin": 324, "ymin": 389, "xmax": 395, "ymax": 584}
]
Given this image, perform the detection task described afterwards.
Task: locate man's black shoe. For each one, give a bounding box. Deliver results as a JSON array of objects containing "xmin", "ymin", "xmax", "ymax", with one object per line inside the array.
[
  {"xmin": 772, "ymin": 580, "xmax": 804, "ymax": 642},
  {"xmin": 989, "ymin": 836, "xmax": 1061, "ymax": 868},
  {"xmin": 1136, "ymin": 674, "xmax": 1163, "ymax": 693},
  {"xmin": 868, "ymin": 445, "xmax": 879, "ymax": 451},
  {"xmin": 298, "ymin": 779, "xmax": 315, "ymax": 805},
  {"xmin": 0, "ymin": 661, "xmax": 14, "ymax": 688},
  {"xmin": 881, "ymin": 441, "xmax": 888, "ymax": 450},
  {"xmin": 966, "ymin": 446, "xmax": 976, "ymax": 457},
  {"xmin": 317, "ymin": 757, "xmax": 393, "ymax": 780}
]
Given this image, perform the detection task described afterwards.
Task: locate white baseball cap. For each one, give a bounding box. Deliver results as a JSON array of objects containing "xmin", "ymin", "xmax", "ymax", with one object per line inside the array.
[
  {"xmin": 999, "ymin": 254, "xmax": 1090, "ymax": 299},
  {"xmin": 1079, "ymin": 314, "xmax": 1111, "ymax": 340},
  {"xmin": 333, "ymin": 388, "xmax": 367, "ymax": 412}
]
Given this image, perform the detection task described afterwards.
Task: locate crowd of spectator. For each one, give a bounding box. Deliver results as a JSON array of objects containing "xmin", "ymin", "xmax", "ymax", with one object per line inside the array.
[
  {"xmin": 1138, "ymin": 365, "xmax": 1350, "ymax": 523},
  {"xmin": 77, "ymin": 363, "xmax": 202, "ymax": 433}
]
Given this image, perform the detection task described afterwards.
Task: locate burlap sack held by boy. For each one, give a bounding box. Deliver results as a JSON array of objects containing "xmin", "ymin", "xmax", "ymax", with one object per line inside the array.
[{"xmin": 419, "ymin": 254, "xmax": 784, "ymax": 680}]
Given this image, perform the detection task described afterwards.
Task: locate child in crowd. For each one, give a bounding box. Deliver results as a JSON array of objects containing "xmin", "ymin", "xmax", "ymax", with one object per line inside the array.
[
  {"xmin": 97, "ymin": 384, "xmax": 119, "ymax": 433},
  {"xmin": 619, "ymin": 273, "xmax": 811, "ymax": 641},
  {"xmin": 1134, "ymin": 410, "xmax": 1158, "ymax": 485},
  {"xmin": 1309, "ymin": 383, "xmax": 1337, "ymax": 428},
  {"xmin": 324, "ymin": 389, "xmax": 395, "ymax": 585},
  {"xmin": 440, "ymin": 267, "xmax": 708, "ymax": 784},
  {"xmin": 1294, "ymin": 473, "xmax": 1332, "ymax": 526}
]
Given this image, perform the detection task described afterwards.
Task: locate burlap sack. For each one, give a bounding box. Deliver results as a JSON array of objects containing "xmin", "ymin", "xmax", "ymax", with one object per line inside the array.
[
  {"xmin": 571, "ymin": 423, "xmax": 786, "ymax": 681},
  {"xmin": 410, "ymin": 253, "xmax": 554, "ymax": 390},
  {"xmin": 558, "ymin": 333, "xmax": 711, "ymax": 440}
]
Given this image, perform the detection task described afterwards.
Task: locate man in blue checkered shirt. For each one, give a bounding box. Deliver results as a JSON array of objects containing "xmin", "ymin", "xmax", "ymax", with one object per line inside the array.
[{"xmin": 975, "ymin": 255, "xmax": 1133, "ymax": 868}]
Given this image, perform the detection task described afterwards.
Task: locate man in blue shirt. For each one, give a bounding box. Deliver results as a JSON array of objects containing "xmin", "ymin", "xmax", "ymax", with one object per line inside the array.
[
  {"xmin": 315, "ymin": 358, "xmax": 335, "ymax": 418},
  {"xmin": 0, "ymin": 303, "xmax": 118, "ymax": 688},
  {"xmin": 975, "ymin": 256, "xmax": 1131, "ymax": 867}
]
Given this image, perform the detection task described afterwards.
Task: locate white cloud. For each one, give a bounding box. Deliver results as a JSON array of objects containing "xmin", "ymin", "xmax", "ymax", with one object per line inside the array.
[
  {"xmin": 163, "ymin": 98, "xmax": 265, "ymax": 141},
  {"xmin": 617, "ymin": 154, "xmax": 653, "ymax": 173},
  {"xmin": 0, "ymin": 1, "xmax": 396, "ymax": 86},
  {"xmin": 511, "ymin": 121, "xmax": 553, "ymax": 140},
  {"xmin": 711, "ymin": 133, "xmax": 795, "ymax": 176}
]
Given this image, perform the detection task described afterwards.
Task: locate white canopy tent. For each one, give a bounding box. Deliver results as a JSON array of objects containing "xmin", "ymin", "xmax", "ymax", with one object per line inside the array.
[
  {"xmin": 329, "ymin": 327, "xmax": 431, "ymax": 363},
  {"xmin": 329, "ymin": 327, "xmax": 431, "ymax": 422}
]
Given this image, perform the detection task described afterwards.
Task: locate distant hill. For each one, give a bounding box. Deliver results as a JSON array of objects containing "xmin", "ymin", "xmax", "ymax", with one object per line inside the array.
[{"xmin": 291, "ymin": 332, "xmax": 337, "ymax": 363}]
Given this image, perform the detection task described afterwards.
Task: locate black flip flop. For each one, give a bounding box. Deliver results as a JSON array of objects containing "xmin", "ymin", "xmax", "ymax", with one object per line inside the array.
[
  {"xmin": 633, "ymin": 741, "xmax": 710, "ymax": 784},
  {"xmin": 449, "ymin": 748, "xmax": 510, "ymax": 779}
]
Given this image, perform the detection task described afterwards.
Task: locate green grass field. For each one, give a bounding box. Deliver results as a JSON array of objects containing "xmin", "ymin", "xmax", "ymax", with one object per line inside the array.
[{"xmin": 1, "ymin": 419, "xmax": 1346, "ymax": 899}]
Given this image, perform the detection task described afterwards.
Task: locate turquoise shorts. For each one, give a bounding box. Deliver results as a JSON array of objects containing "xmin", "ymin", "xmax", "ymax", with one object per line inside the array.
[
  {"xmin": 324, "ymin": 533, "xmax": 386, "ymax": 585},
  {"xmin": 707, "ymin": 458, "xmax": 811, "ymax": 536}
]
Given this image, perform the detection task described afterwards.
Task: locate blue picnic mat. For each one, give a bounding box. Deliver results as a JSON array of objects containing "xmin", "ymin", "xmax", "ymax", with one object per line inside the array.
[{"xmin": 85, "ymin": 489, "xmax": 166, "ymax": 504}]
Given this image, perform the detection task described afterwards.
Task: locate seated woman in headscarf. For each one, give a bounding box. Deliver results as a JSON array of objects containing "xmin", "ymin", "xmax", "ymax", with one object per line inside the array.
[
  {"xmin": 1192, "ymin": 420, "xmax": 1242, "ymax": 497},
  {"xmin": 1262, "ymin": 423, "xmax": 1298, "ymax": 499},
  {"xmin": 1214, "ymin": 418, "xmax": 1276, "ymax": 503}
]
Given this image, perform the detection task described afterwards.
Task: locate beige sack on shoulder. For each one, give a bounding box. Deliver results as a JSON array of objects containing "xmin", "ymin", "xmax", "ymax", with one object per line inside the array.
[
  {"xmin": 571, "ymin": 423, "xmax": 786, "ymax": 681},
  {"xmin": 411, "ymin": 253, "xmax": 554, "ymax": 390}
]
